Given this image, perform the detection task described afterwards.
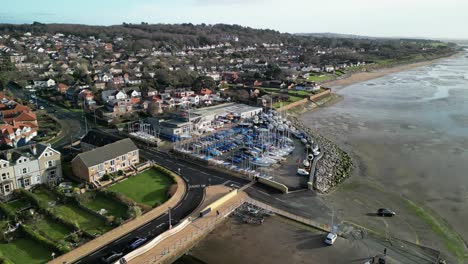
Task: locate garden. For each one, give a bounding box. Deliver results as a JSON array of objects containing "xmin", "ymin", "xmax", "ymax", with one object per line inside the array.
[{"xmin": 108, "ymin": 167, "xmax": 175, "ymax": 209}]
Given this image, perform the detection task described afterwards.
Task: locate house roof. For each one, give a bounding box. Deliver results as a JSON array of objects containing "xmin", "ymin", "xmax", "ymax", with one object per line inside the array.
[
  {"xmin": 74, "ymin": 138, "xmax": 138, "ymax": 167},
  {"xmin": 80, "ymin": 130, "xmax": 121, "ymax": 148}
]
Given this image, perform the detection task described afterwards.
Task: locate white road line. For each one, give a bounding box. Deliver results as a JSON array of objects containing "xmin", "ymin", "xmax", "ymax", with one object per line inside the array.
[
  {"xmin": 156, "ymin": 223, "xmax": 165, "ymax": 228},
  {"xmin": 257, "ymin": 190, "xmax": 271, "ymax": 196}
]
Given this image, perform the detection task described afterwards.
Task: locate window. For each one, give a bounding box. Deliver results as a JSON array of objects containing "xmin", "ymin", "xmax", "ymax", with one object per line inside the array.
[
  {"xmin": 121, "ymin": 155, "xmax": 127, "ymax": 161},
  {"xmin": 45, "ymin": 153, "xmax": 48, "ymax": 157},
  {"xmin": 18, "ymin": 160, "xmax": 22, "ymax": 164},
  {"xmin": 122, "ymin": 162, "xmax": 126, "ymax": 168},
  {"xmin": 36, "ymin": 176, "xmax": 41, "ymax": 182},
  {"xmin": 110, "ymin": 160, "xmax": 115, "ymax": 166},
  {"xmin": 1, "ymin": 173, "xmax": 7, "ymax": 180},
  {"xmin": 24, "ymin": 178, "xmax": 30, "ymax": 187},
  {"xmin": 47, "ymin": 160, "xmax": 54, "ymax": 167},
  {"xmin": 98, "ymin": 164, "xmax": 104, "ymax": 171},
  {"xmin": 22, "ymin": 168, "xmax": 27, "ymax": 174},
  {"xmin": 133, "ymin": 150, "xmax": 138, "ymax": 156},
  {"xmin": 4, "ymin": 184, "xmax": 10, "ymax": 193}
]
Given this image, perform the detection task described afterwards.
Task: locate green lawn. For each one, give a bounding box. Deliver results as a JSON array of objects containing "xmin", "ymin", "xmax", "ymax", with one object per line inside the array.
[
  {"xmin": 51, "ymin": 204, "xmax": 111, "ymax": 235},
  {"xmin": 6, "ymin": 198, "xmax": 32, "ymax": 212},
  {"xmin": 32, "ymin": 187, "xmax": 110, "ymax": 235},
  {"xmin": 33, "ymin": 187, "xmax": 59, "ymax": 205},
  {"xmin": 108, "ymin": 168, "xmax": 174, "ymax": 207},
  {"xmin": 0, "ymin": 237, "xmax": 53, "ymax": 264},
  {"xmin": 29, "ymin": 216, "xmax": 73, "ymax": 242},
  {"xmin": 307, "ymin": 74, "xmax": 333, "ymax": 82},
  {"xmin": 288, "ymin": 90, "xmax": 311, "ymax": 97},
  {"xmin": 82, "ymin": 192, "xmax": 128, "ymax": 220}
]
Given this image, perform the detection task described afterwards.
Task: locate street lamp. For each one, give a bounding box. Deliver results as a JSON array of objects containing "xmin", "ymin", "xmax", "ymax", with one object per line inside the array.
[{"xmin": 177, "ymin": 168, "xmax": 181, "ymax": 175}]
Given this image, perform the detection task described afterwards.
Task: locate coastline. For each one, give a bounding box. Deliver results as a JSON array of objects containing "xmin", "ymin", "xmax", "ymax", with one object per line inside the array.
[{"xmin": 321, "ymin": 52, "xmax": 462, "ymax": 89}]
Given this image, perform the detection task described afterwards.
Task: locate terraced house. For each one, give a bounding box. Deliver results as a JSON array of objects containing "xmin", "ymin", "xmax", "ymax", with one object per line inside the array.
[
  {"xmin": 71, "ymin": 138, "xmax": 139, "ymax": 186},
  {"xmin": 0, "ymin": 144, "xmax": 62, "ymax": 199}
]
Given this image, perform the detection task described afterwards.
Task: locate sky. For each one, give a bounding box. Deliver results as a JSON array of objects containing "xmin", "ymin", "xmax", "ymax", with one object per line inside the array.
[{"xmin": 1, "ymin": 0, "xmax": 467, "ymax": 39}]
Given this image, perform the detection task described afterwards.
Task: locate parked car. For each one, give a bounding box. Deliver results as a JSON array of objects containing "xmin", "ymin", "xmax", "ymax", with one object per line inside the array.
[
  {"xmin": 39, "ymin": 105, "xmax": 45, "ymax": 110},
  {"xmin": 101, "ymin": 251, "xmax": 123, "ymax": 263},
  {"xmin": 324, "ymin": 232, "xmax": 337, "ymax": 245},
  {"xmin": 127, "ymin": 237, "xmax": 148, "ymax": 250},
  {"xmin": 377, "ymin": 208, "xmax": 396, "ymax": 217}
]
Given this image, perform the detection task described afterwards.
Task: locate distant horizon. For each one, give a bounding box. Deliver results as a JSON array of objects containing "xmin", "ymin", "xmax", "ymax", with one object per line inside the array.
[
  {"xmin": 1, "ymin": 0, "xmax": 468, "ymax": 40},
  {"xmin": 1, "ymin": 21, "xmax": 467, "ymax": 42}
]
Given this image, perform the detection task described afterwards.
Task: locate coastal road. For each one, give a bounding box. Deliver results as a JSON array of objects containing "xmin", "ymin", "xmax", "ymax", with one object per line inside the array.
[{"xmin": 76, "ymin": 148, "xmax": 249, "ymax": 264}]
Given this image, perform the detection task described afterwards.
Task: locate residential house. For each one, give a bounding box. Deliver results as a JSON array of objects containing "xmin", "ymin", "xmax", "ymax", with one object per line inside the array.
[
  {"xmin": 101, "ymin": 90, "xmax": 127, "ymax": 102},
  {"xmin": 0, "ymin": 144, "xmax": 62, "ymax": 199},
  {"xmin": 79, "ymin": 130, "xmax": 121, "ymax": 152},
  {"xmin": 71, "ymin": 138, "xmax": 139, "ymax": 184},
  {"xmin": 56, "ymin": 83, "xmax": 69, "ymax": 94}
]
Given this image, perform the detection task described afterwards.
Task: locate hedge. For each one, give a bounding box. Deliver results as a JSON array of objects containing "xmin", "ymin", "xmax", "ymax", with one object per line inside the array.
[
  {"xmin": 0, "ymin": 202, "xmax": 16, "ymax": 220},
  {"xmin": 20, "ymin": 224, "xmax": 70, "ymax": 254}
]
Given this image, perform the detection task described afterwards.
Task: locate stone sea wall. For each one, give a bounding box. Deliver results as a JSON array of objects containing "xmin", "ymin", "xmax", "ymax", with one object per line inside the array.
[{"xmin": 290, "ymin": 117, "xmax": 353, "ymax": 193}]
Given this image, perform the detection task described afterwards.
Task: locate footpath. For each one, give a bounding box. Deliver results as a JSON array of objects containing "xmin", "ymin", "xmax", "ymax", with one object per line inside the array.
[{"xmin": 49, "ymin": 171, "xmax": 186, "ymax": 264}]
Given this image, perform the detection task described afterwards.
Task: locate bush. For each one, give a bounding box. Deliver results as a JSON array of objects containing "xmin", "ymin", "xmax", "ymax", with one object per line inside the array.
[{"xmin": 101, "ymin": 174, "xmax": 111, "ymax": 181}]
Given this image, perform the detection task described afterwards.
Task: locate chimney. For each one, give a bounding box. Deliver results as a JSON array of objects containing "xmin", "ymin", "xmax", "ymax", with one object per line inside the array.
[
  {"xmin": 6, "ymin": 151, "xmax": 11, "ymax": 161},
  {"xmin": 31, "ymin": 144, "xmax": 37, "ymax": 155}
]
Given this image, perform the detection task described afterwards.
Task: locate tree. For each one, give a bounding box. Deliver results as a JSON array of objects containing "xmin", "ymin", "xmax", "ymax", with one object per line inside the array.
[
  {"xmin": 264, "ymin": 64, "xmax": 282, "ymax": 80},
  {"xmin": 192, "ymin": 76, "xmax": 216, "ymax": 93}
]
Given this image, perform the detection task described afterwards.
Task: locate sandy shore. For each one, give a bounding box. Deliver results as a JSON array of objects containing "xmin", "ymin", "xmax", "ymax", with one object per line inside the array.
[{"xmin": 322, "ymin": 55, "xmax": 460, "ymax": 89}]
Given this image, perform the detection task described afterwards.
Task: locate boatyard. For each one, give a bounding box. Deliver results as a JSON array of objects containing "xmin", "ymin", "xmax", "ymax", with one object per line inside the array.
[{"xmin": 173, "ymin": 108, "xmax": 323, "ymax": 190}]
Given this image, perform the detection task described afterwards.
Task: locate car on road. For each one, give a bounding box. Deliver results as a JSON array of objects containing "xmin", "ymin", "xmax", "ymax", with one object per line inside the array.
[
  {"xmin": 127, "ymin": 237, "xmax": 148, "ymax": 250},
  {"xmin": 324, "ymin": 232, "xmax": 337, "ymax": 245},
  {"xmin": 377, "ymin": 208, "xmax": 396, "ymax": 217},
  {"xmin": 39, "ymin": 105, "xmax": 45, "ymax": 110},
  {"xmin": 101, "ymin": 251, "xmax": 123, "ymax": 263}
]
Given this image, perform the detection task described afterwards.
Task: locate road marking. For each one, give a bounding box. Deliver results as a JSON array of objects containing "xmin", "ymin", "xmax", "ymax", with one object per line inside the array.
[
  {"xmin": 156, "ymin": 223, "xmax": 165, "ymax": 228},
  {"xmin": 257, "ymin": 190, "xmax": 271, "ymax": 196}
]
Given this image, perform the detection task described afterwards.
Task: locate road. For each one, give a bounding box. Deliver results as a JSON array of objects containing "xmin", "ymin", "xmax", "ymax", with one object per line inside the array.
[
  {"xmin": 76, "ymin": 148, "xmax": 249, "ymax": 264},
  {"xmin": 7, "ymin": 87, "xmax": 87, "ymax": 151}
]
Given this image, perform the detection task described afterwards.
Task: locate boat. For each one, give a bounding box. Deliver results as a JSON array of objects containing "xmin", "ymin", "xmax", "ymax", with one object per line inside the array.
[
  {"xmin": 301, "ymin": 138, "xmax": 308, "ymax": 144},
  {"xmin": 297, "ymin": 168, "xmax": 310, "ymax": 176},
  {"xmin": 303, "ymin": 160, "xmax": 310, "ymax": 167}
]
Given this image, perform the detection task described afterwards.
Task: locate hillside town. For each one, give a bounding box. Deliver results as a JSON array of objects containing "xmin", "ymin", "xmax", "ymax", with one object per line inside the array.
[{"xmin": 0, "ymin": 23, "xmax": 459, "ymax": 264}]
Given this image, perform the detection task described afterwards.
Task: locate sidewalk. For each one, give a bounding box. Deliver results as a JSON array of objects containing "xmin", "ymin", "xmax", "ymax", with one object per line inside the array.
[
  {"xmin": 128, "ymin": 191, "xmax": 247, "ymax": 264},
  {"xmin": 49, "ymin": 171, "xmax": 186, "ymax": 264}
]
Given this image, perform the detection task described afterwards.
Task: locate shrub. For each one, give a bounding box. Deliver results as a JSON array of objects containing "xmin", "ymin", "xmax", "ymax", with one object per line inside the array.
[{"xmin": 101, "ymin": 174, "xmax": 111, "ymax": 181}]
